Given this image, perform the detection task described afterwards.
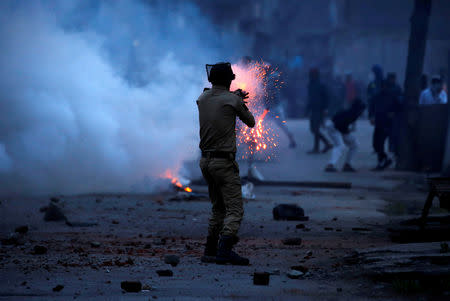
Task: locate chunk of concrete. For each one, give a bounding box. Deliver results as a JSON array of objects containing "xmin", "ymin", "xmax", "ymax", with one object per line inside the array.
[
  {"xmin": 287, "ymin": 270, "xmax": 304, "ymax": 279},
  {"xmin": 164, "ymin": 255, "xmax": 180, "ymax": 267},
  {"xmin": 121, "ymin": 281, "xmax": 142, "ymax": 292},
  {"xmin": 156, "ymin": 269, "xmax": 173, "ymax": 277},
  {"xmin": 253, "ymin": 272, "xmax": 270, "ymax": 285},
  {"xmin": 44, "ymin": 203, "xmax": 66, "ymax": 222},
  {"xmin": 273, "ymin": 204, "xmax": 308, "ymax": 221}
]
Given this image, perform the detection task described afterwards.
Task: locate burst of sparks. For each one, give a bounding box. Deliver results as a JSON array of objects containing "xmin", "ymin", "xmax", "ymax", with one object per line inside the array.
[{"xmin": 230, "ymin": 60, "xmax": 283, "ymax": 160}]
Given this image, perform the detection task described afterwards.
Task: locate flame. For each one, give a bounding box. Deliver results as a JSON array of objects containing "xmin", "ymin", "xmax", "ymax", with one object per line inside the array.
[
  {"xmin": 231, "ymin": 60, "xmax": 282, "ymax": 160},
  {"xmin": 161, "ymin": 169, "xmax": 192, "ymax": 192}
]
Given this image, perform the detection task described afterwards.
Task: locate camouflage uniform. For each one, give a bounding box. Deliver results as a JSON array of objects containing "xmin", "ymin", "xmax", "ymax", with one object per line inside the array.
[{"xmin": 197, "ymin": 85, "xmax": 255, "ymax": 237}]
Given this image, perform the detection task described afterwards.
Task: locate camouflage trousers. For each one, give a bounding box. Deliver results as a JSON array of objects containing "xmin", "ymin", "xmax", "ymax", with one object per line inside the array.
[{"xmin": 199, "ymin": 157, "xmax": 243, "ymax": 237}]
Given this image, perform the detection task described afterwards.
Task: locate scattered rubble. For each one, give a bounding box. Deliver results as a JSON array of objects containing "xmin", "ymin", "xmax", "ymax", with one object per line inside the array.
[
  {"xmin": 142, "ymin": 284, "xmax": 152, "ymax": 291},
  {"xmin": 291, "ymin": 265, "xmax": 309, "ymax": 274},
  {"xmin": 167, "ymin": 191, "xmax": 209, "ymax": 202},
  {"xmin": 287, "ymin": 270, "xmax": 303, "ymax": 279},
  {"xmin": 242, "ymin": 182, "xmax": 256, "ymax": 199},
  {"xmin": 15, "ymin": 225, "xmax": 28, "ymax": 234},
  {"xmin": 164, "ymin": 255, "xmax": 180, "ymax": 267},
  {"xmin": 44, "ymin": 203, "xmax": 66, "ymax": 222},
  {"xmin": 295, "ymin": 224, "xmax": 305, "ymax": 229},
  {"xmin": 351, "ymin": 227, "xmax": 371, "ymax": 232},
  {"xmin": 121, "ymin": 281, "xmax": 142, "ymax": 292},
  {"xmin": 50, "ymin": 197, "xmax": 60, "ymax": 203},
  {"xmin": 33, "ymin": 245, "xmax": 48, "ymax": 255},
  {"xmin": 253, "ymin": 272, "xmax": 270, "ymax": 285},
  {"xmin": 153, "ymin": 238, "xmax": 166, "ymax": 246},
  {"xmin": 347, "ymin": 242, "xmax": 450, "ymax": 292},
  {"xmin": 52, "ymin": 285, "xmax": 64, "ymax": 292},
  {"xmin": 273, "ymin": 204, "xmax": 308, "ymax": 221},
  {"xmin": 156, "ymin": 269, "xmax": 173, "ymax": 277},
  {"xmin": 66, "ymin": 220, "xmax": 98, "ymax": 227},
  {"xmin": 282, "ymin": 238, "xmax": 302, "ymax": 246},
  {"xmin": 90, "ymin": 241, "xmax": 101, "ymax": 248},
  {"xmin": 1, "ymin": 232, "xmax": 25, "ymax": 246}
]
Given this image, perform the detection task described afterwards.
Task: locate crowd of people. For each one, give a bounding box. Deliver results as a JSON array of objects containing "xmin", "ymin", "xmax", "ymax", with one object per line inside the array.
[{"xmin": 304, "ymin": 65, "xmax": 448, "ymax": 172}]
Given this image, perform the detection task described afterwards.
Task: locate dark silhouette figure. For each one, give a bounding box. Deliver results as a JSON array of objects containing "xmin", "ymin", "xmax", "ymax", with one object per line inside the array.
[{"xmin": 306, "ymin": 68, "xmax": 332, "ymax": 154}]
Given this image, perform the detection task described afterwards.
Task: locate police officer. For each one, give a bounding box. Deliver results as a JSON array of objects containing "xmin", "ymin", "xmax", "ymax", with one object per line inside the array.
[{"xmin": 197, "ymin": 62, "xmax": 255, "ymax": 265}]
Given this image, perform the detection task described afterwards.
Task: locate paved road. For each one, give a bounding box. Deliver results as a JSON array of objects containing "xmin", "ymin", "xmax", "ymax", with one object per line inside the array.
[{"xmin": 0, "ymin": 119, "xmax": 429, "ymax": 300}]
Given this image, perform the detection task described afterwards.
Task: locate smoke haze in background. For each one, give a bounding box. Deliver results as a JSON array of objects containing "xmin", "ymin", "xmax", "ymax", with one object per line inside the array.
[{"xmin": 0, "ymin": 0, "xmax": 246, "ymax": 195}]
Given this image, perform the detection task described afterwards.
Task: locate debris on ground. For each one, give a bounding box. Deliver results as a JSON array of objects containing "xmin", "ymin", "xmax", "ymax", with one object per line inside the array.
[
  {"xmin": 273, "ymin": 204, "xmax": 308, "ymax": 221},
  {"xmin": 167, "ymin": 192, "xmax": 209, "ymax": 202},
  {"xmin": 153, "ymin": 238, "xmax": 166, "ymax": 246},
  {"xmin": 164, "ymin": 255, "xmax": 180, "ymax": 267},
  {"xmin": 142, "ymin": 284, "xmax": 152, "ymax": 291},
  {"xmin": 352, "ymin": 227, "xmax": 371, "ymax": 232},
  {"xmin": 287, "ymin": 269, "xmax": 304, "ymax": 279},
  {"xmin": 291, "ymin": 265, "xmax": 309, "ymax": 274},
  {"xmin": 52, "ymin": 285, "xmax": 64, "ymax": 292},
  {"xmin": 242, "ymin": 181, "xmax": 256, "ymax": 199},
  {"xmin": 1, "ymin": 232, "xmax": 25, "ymax": 245},
  {"xmin": 156, "ymin": 269, "xmax": 173, "ymax": 277},
  {"xmin": 347, "ymin": 241, "xmax": 450, "ymax": 292},
  {"xmin": 121, "ymin": 281, "xmax": 142, "ymax": 292},
  {"xmin": 44, "ymin": 203, "xmax": 66, "ymax": 222},
  {"xmin": 296, "ymin": 223, "xmax": 305, "ymax": 229},
  {"xmin": 33, "ymin": 245, "xmax": 48, "ymax": 255},
  {"xmin": 253, "ymin": 272, "xmax": 270, "ymax": 285},
  {"xmin": 14, "ymin": 225, "xmax": 28, "ymax": 234},
  {"xmin": 90, "ymin": 241, "xmax": 101, "ymax": 248},
  {"xmin": 65, "ymin": 220, "xmax": 98, "ymax": 227},
  {"xmin": 282, "ymin": 238, "xmax": 302, "ymax": 246}
]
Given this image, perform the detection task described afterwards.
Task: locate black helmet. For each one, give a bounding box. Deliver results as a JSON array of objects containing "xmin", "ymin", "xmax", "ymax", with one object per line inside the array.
[{"xmin": 206, "ymin": 62, "xmax": 235, "ymax": 83}]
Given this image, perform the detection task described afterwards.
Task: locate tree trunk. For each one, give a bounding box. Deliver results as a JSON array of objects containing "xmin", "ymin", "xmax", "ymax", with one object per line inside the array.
[{"xmin": 397, "ymin": 0, "xmax": 432, "ymax": 170}]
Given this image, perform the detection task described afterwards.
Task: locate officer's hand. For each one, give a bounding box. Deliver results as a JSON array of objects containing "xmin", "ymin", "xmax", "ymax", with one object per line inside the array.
[{"xmin": 233, "ymin": 89, "xmax": 249, "ymax": 100}]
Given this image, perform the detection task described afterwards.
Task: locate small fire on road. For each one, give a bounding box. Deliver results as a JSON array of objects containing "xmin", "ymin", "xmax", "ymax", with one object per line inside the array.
[{"xmin": 161, "ymin": 169, "xmax": 192, "ymax": 192}]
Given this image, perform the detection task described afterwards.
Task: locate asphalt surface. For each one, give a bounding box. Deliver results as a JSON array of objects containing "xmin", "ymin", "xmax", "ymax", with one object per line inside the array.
[{"xmin": 0, "ymin": 119, "xmax": 432, "ymax": 300}]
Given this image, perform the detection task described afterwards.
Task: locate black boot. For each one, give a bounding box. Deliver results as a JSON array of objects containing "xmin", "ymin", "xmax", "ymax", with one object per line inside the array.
[
  {"xmin": 216, "ymin": 235, "xmax": 249, "ymax": 266},
  {"xmin": 201, "ymin": 235, "xmax": 218, "ymax": 263}
]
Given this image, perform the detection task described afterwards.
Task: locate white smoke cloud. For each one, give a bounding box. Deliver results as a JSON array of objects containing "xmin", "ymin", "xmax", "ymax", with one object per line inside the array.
[{"xmin": 0, "ymin": 0, "xmax": 246, "ymax": 195}]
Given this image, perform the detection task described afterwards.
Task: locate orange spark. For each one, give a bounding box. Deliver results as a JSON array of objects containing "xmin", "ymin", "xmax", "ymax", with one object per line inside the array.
[{"xmin": 231, "ymin": 60, "xmax": 282, "ymax": 160}]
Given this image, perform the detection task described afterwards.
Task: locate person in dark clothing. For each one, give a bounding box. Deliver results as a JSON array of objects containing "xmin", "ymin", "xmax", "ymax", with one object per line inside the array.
[
  {"xmin": 385, "ymin": 73, "xmax": 403, "ymax": 156},
  {"xmin": 367, "ymin": 65, "xmax": 384, "ymax": 154},
  {"xmin": 325, "ymin": 98, "xmax": 366, "ymax": 172},
  {"xmin": 371, "ymin": 74, "xmax": 402, "ymax": 171},
  {"xmin": 367, "ymin": 65, "xmax": 384, "ymax": 122},
  {"xmin": 306, "ymin": 68, "xmax": 332, "ymax": 154}
]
